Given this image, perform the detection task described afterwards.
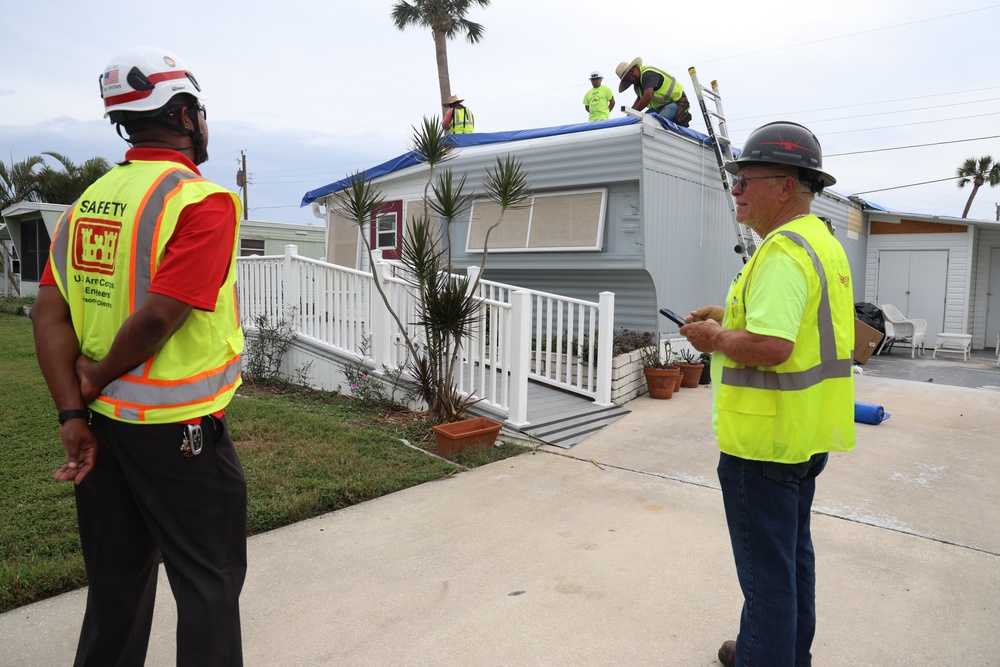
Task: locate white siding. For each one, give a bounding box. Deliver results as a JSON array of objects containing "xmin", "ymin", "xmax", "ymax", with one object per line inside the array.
[{"xmin": 972, "ymin": 229, "xmax": 1000, "ymax": 348}]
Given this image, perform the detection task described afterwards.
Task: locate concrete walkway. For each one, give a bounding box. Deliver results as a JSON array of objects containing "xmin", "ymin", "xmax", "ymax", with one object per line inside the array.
[{"xmin": 2, "ymin": 370, "xmax": 998, "ymax": 666}]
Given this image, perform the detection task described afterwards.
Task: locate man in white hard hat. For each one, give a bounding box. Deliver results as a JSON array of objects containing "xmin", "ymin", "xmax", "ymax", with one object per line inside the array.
[
  {"xmin": 31, "ymin": 47, "xmax": 247, "ymax": 665},
  {"xmin": 583, "ymin": 71, "xmax": 615, "ymax": 122}
]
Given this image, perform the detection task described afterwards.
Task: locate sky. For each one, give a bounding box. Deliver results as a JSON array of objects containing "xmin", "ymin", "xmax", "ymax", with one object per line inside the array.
[{"xmin": 2, "ymin": 0, "xmax": 1000, "ymax": 226}]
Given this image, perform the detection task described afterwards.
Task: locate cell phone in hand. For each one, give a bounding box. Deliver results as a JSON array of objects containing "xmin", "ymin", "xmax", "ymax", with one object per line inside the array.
[{"xmin": 659, "ymin": 308, "xmax": 687, "ymax": 327}]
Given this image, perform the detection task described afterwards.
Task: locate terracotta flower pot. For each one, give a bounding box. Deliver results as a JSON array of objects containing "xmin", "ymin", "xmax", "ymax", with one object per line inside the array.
[
  {"xmin": 643, "ymin": 366, "xmax": 679, "ymax": 399},
  {"xmin": 432, "ymin": 417, "xmax": 503, "ymax": 456},
  {"xmin": 674, "ymin": 372, "xmax": 684, "ymax": 392},
  {"xmin": 676, "ymin": 362, "xmax": 704, "ymax": 388}
]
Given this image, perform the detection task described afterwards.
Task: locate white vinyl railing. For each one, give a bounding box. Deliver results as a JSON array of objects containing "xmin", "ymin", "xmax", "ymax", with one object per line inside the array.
[{"xmin": 236, "ymin": 245, "xmax": 614, "ymax": 425}]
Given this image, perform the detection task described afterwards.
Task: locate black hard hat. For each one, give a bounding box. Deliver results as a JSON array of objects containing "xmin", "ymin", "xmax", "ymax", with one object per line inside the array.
[{"xmin": 725, "ymin": 121, "xmax": 836, "ymax": 190}]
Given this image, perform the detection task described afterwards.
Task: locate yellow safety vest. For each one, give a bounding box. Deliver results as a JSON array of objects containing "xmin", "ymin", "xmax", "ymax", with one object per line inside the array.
[
  {"xmin": 48, "ymin": 158, "xmax": 244, "ymax": 424},
  {"xmin": 633, "ymin": 66, "xmax": 683, "ymax": 110},
  {"xmin": 450, "ymin": 107, "xmax": 474, "ymax": 134},
  {"xmin": 712, "ymin": 215, "xmax": 856, "ymax": 463}
]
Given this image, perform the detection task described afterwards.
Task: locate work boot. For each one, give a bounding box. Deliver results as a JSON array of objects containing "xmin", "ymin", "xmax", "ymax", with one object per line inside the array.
[{"xmin": 718, "ymin": 640, "xmax": 736, "ymax": 667}]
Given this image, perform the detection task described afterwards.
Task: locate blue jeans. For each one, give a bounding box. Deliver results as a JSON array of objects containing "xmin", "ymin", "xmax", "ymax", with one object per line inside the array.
[
  {"xmin": 649, "ymin": 101, "xmax": 678, "ymax": 122},
  {"xmin": 718, "ymin": 451, "xmax": 828, "ymax": 667}
]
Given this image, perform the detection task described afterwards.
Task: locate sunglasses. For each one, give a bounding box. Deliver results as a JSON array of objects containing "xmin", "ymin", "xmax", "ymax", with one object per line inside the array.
[
  {"xmin": 732, "ymin": 175, "xmax": 785, "ymax": 190},
  {"xmin": 163, "ymin": 104, "xmax": 207, "ymax": 120}
]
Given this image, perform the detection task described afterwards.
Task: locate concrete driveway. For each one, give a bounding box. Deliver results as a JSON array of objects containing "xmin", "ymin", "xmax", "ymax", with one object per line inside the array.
[{"xmin": 1, "ymin": 370, "xmax": 998, "ymax": 666}]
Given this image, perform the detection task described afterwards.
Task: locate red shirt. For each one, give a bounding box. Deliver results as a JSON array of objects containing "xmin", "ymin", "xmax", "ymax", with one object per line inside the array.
[{"xmin": 40, "ymin": 148, "xmax": 237, "ymax": 311}]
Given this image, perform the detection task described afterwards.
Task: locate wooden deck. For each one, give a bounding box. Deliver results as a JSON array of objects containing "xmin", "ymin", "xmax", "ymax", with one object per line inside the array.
[{"xmin": 512, "ymin": 380, "xmax": 630, "ymax": 449}]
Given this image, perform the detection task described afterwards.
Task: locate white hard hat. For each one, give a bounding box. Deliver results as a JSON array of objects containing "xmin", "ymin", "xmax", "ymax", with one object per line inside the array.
[
  {"xmin": 100, "ymin": 47, "xmax": 204, "ymax": 120},
  {"xmin": 590, "ymin": 71, "xmax": 602, "ymax": 79}
]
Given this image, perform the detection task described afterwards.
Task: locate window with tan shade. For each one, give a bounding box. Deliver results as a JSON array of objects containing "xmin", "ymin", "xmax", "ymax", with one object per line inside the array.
[
  {"xmin": 467, "ymin": 189, "xmax": 606, "ymax": 253},
  {"xmin": 327, "ymin": 210, "xmax": 361, "ymax": 268}
]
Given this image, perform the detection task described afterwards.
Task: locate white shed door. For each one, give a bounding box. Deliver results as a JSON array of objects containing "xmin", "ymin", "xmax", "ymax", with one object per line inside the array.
[
  {"xmin": 876, "ymin": 249, "xmax": 948, "ymax": 341},
  {"xmin": 986, "ymin": 247, "xmax": 1000, "ymax": 348}
]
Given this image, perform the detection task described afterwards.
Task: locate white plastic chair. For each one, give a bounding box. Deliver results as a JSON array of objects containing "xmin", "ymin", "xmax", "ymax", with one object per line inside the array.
[{"xmin": 878, "ymin": 303, "xmax": 927, "ymax": 358}]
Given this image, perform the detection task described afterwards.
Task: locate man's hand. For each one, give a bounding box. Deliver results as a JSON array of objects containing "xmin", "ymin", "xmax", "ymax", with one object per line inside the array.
[
  {"xmin": 689, "ymin": 305, "xmax": 724, "ymax": 324},
  {"xmin": 55, "ymin": 420, "xmax": 99, "ymax": 484},
  {"xmin": 680, "ymin": 318, "xmax": 723, "ymax": 353},
  {"xmin": 76, "ymin": 355, "xmax": 101, "ymax": 404}
]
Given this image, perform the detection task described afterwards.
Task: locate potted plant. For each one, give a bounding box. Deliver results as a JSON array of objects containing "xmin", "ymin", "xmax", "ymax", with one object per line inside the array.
[
  {"xmin": 675, "ymin": 348, "xmax": 705, "ymax": 388},
  {"xmin": 333, "ymin": 118, "xmax": 529, "ymax": 454},
  {"xmin": 640, "ymin": 340, "xmax": 680, "ymax": 399},
  {"xmin": 698, "ymin": 351, "xmax": 712, "ymax": 385}
]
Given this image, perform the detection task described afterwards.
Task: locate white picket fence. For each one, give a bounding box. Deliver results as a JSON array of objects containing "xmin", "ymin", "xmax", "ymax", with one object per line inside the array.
[{"xmin": 236, "ymin": 245, "xmax": 614, "ymax": 425}]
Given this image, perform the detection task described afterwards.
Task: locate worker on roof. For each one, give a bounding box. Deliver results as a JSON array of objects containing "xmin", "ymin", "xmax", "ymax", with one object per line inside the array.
[
  {"xmin": 443, "ymin": 94, "xmax": 474, "ymax": 134},
  {"xmin": 615, "ymin": 57, "xmax": 692, "ymax": 127},
  {"xmin": 583, "ymin": 70, "xmax": 615, "ymax": 122}
]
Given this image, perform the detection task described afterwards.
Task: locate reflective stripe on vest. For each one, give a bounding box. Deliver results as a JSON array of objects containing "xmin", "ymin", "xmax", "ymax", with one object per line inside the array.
[
  {"xmin": 49, "ymin": 161, "xmax": 243, "ymax": 423},
  {"xmin": 721, "ymin": 230, "xmax": 853, "ymax": 391}
]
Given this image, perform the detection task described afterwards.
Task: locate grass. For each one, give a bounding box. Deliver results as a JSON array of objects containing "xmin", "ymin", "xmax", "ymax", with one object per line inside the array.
[{"xmin": 0, "ymin": 309, "xmax": 527, "ymax": 613}]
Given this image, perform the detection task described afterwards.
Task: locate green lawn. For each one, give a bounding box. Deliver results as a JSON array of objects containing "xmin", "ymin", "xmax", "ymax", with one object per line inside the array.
[{"xmin": 0, "ymin": 310, "xmax": 525, "ymax": 612}]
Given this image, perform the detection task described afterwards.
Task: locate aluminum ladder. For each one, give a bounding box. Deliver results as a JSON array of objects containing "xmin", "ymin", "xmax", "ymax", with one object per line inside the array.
[{"xmin": 688, "ymin": 66, "xmax": 760, "ymax": 262}]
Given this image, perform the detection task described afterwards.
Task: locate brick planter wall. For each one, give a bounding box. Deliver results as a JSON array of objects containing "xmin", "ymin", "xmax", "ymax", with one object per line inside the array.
[{"xmin": 611, "ymin": 347, "xmax": 654, "ymax": 405}]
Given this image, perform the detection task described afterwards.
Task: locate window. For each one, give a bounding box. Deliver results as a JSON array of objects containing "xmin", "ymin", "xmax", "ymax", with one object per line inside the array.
[
  {"xmin": 376, "ymin": 213, "xmax": 397, "ymax": 251},
  {"xmin": 19, "ymin": 219, "xmax": 50, "ymax": 282},
  {"xmin": 239, "ymin": 238, "xmax": 266, "ymax": 256},
  {"xmin": 467, "ymin": 188, "xmax": 606, "ymax": 253}
]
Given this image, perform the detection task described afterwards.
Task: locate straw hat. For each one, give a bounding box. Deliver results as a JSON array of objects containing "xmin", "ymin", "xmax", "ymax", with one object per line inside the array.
[
  {"xmin": 445, "ymin": 94, "xmax": 464, "ymax": 106},
  {"xmin": 616, "ymin": 57, "xmax": 642, "ymax": 92}
]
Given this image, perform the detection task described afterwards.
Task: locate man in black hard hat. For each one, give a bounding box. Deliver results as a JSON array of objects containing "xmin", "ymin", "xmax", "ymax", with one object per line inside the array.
[{"xmin": 679, "ymin": 121, "xmax": 856, "ymax": 667}]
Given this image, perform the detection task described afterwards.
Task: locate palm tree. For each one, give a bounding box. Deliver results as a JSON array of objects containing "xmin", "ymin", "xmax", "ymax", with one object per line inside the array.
[
  {"xmin": 0, "ymin": 155, "xmax": 44, "ymax": 211},
  {"xmin": 34, "ymin": 152, "xmax": 111, "ymax": 205},
  {"xmin": 956, "ymin": 155, "xmax": 1000, "ymax": 218},
  {"xmin": 391, "ymin": 0, "xmax": 491, "ymax": 109}
]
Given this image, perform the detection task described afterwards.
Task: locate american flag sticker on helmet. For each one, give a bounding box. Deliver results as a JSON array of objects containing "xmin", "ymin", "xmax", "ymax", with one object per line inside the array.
[{"xmin": 103, "ymin": 69, "xmax": 119, "ymax": 84}]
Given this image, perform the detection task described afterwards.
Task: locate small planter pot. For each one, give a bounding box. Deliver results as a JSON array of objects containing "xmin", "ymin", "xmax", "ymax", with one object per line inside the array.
[
  {"xmin": 676, "ymin": 362, "xmax": 704, "ymax": 388},
  {"xmin": 674, "ymin": 371, "xmax": 684, "ymax": 393},
  {"xmin": 432, "ymin": 417, "xmax": 503, "ymax": 456},
  {"xmin": 643, "ymin": 366, "xmax": 680, "ymax": 399},
  {"xmin": 699, "ymin": 362, "xmax": 712, "ymax": 385}
]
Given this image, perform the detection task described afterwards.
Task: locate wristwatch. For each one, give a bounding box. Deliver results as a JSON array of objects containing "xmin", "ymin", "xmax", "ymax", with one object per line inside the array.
[{"xmin": 58, "ymin": 409, "xmax": 91, "ymax": 425}]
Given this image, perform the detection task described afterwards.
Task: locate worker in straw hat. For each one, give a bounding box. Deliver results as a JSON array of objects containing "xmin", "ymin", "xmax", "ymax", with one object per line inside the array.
[
  {"xmin": 583, "ymin": 70, "xmax": 615, "ymax": 122},
  {"xmin": 442, "ymin": 94, "xmax": 474, "ymax": 134},
  {"xmin": 615, "ymin": 57, "xmax": 692, "ymax": 127}
]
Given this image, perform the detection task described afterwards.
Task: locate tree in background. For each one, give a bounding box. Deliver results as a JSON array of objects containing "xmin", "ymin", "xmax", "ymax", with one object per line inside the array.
[
  {"xmin": 34, "ymin": 152, "xmax": 111, "ymax": 205},
  {"xmin": 391, "ymin": 0, "xmax": 491, "ymax": 109},
  {"xmin": 956, "ymin": 155, "xmax": 1000, "ymax": 218},
  {"xmin": 0, "ymin": 155, "xmax": 44, "ymax": 211}
]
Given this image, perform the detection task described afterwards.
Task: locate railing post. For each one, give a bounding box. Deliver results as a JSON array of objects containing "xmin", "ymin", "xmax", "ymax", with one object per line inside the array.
[
  {"xmin": 507, "ymin": 290, "xmax": 531, "ymax": 428},
  {"xmin": 594, "ymin": 291, "xmax": 615, "ymax": 406},
  {"xmin": 369, "ymin": 258, "xmax": 394, "ymax": 369},
  {"xmin": 466, "ymin": 265, "xmax": 481, "ymax": 295},
  {"xmin": 283, "ymin": 244, "xmax": 299, "ymax": 326}
]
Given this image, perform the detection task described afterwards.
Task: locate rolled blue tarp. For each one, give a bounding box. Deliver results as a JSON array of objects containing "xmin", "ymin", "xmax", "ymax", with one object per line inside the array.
[{"xmin": 855, "ymin": 401, "xmax": 890, "ymax": 425}]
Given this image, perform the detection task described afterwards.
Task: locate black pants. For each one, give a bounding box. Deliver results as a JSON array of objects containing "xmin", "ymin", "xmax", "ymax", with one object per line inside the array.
[{"xmin": 73, "ymin": 413, "xmax": 247, "ymax": 667}]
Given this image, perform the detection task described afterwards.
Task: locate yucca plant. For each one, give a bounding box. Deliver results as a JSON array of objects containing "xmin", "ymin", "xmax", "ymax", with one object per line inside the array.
[{"xmin": 333, "ymin": 116, "xmax": 529, "ymax": 424}]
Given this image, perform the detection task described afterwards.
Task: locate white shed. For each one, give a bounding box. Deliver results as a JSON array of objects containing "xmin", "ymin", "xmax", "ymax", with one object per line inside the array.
[{"xmin": 862, "ymin": 208, "xmax": 1000, "ymax": 349}]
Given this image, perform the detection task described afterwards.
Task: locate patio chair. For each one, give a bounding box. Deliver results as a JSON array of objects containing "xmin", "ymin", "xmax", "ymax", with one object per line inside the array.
[{"xmin": 877, "ymin": 303, "xmax": 927, "ymax": 358}]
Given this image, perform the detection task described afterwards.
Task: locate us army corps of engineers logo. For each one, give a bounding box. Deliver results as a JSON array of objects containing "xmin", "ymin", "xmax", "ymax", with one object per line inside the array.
[{"xmin": 72, "ymin": 219, "xmax": 121, "ymax": 276}]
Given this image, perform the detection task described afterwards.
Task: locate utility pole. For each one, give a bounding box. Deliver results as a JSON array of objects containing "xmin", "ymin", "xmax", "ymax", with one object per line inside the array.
[{"xmin": 237, "ymin": 150, "xmax": 249, "ymax": 220}]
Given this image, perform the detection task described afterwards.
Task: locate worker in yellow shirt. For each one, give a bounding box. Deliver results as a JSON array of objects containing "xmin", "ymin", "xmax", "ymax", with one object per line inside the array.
[{"xmin": 583, "ymin": 71, "xmax": 615, "ymax": 122}]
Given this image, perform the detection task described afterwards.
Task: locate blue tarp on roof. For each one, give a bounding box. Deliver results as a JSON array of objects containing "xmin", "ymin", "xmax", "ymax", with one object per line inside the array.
[{"xmin": 300, "ymin": 114, "xmax": 714, "ymax": 206}]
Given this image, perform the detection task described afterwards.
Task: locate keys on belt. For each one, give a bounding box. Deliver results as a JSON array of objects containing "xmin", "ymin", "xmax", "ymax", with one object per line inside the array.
[{"xmin": 180, "ymin": 423, "xmax": 204, "ymax": 457}]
